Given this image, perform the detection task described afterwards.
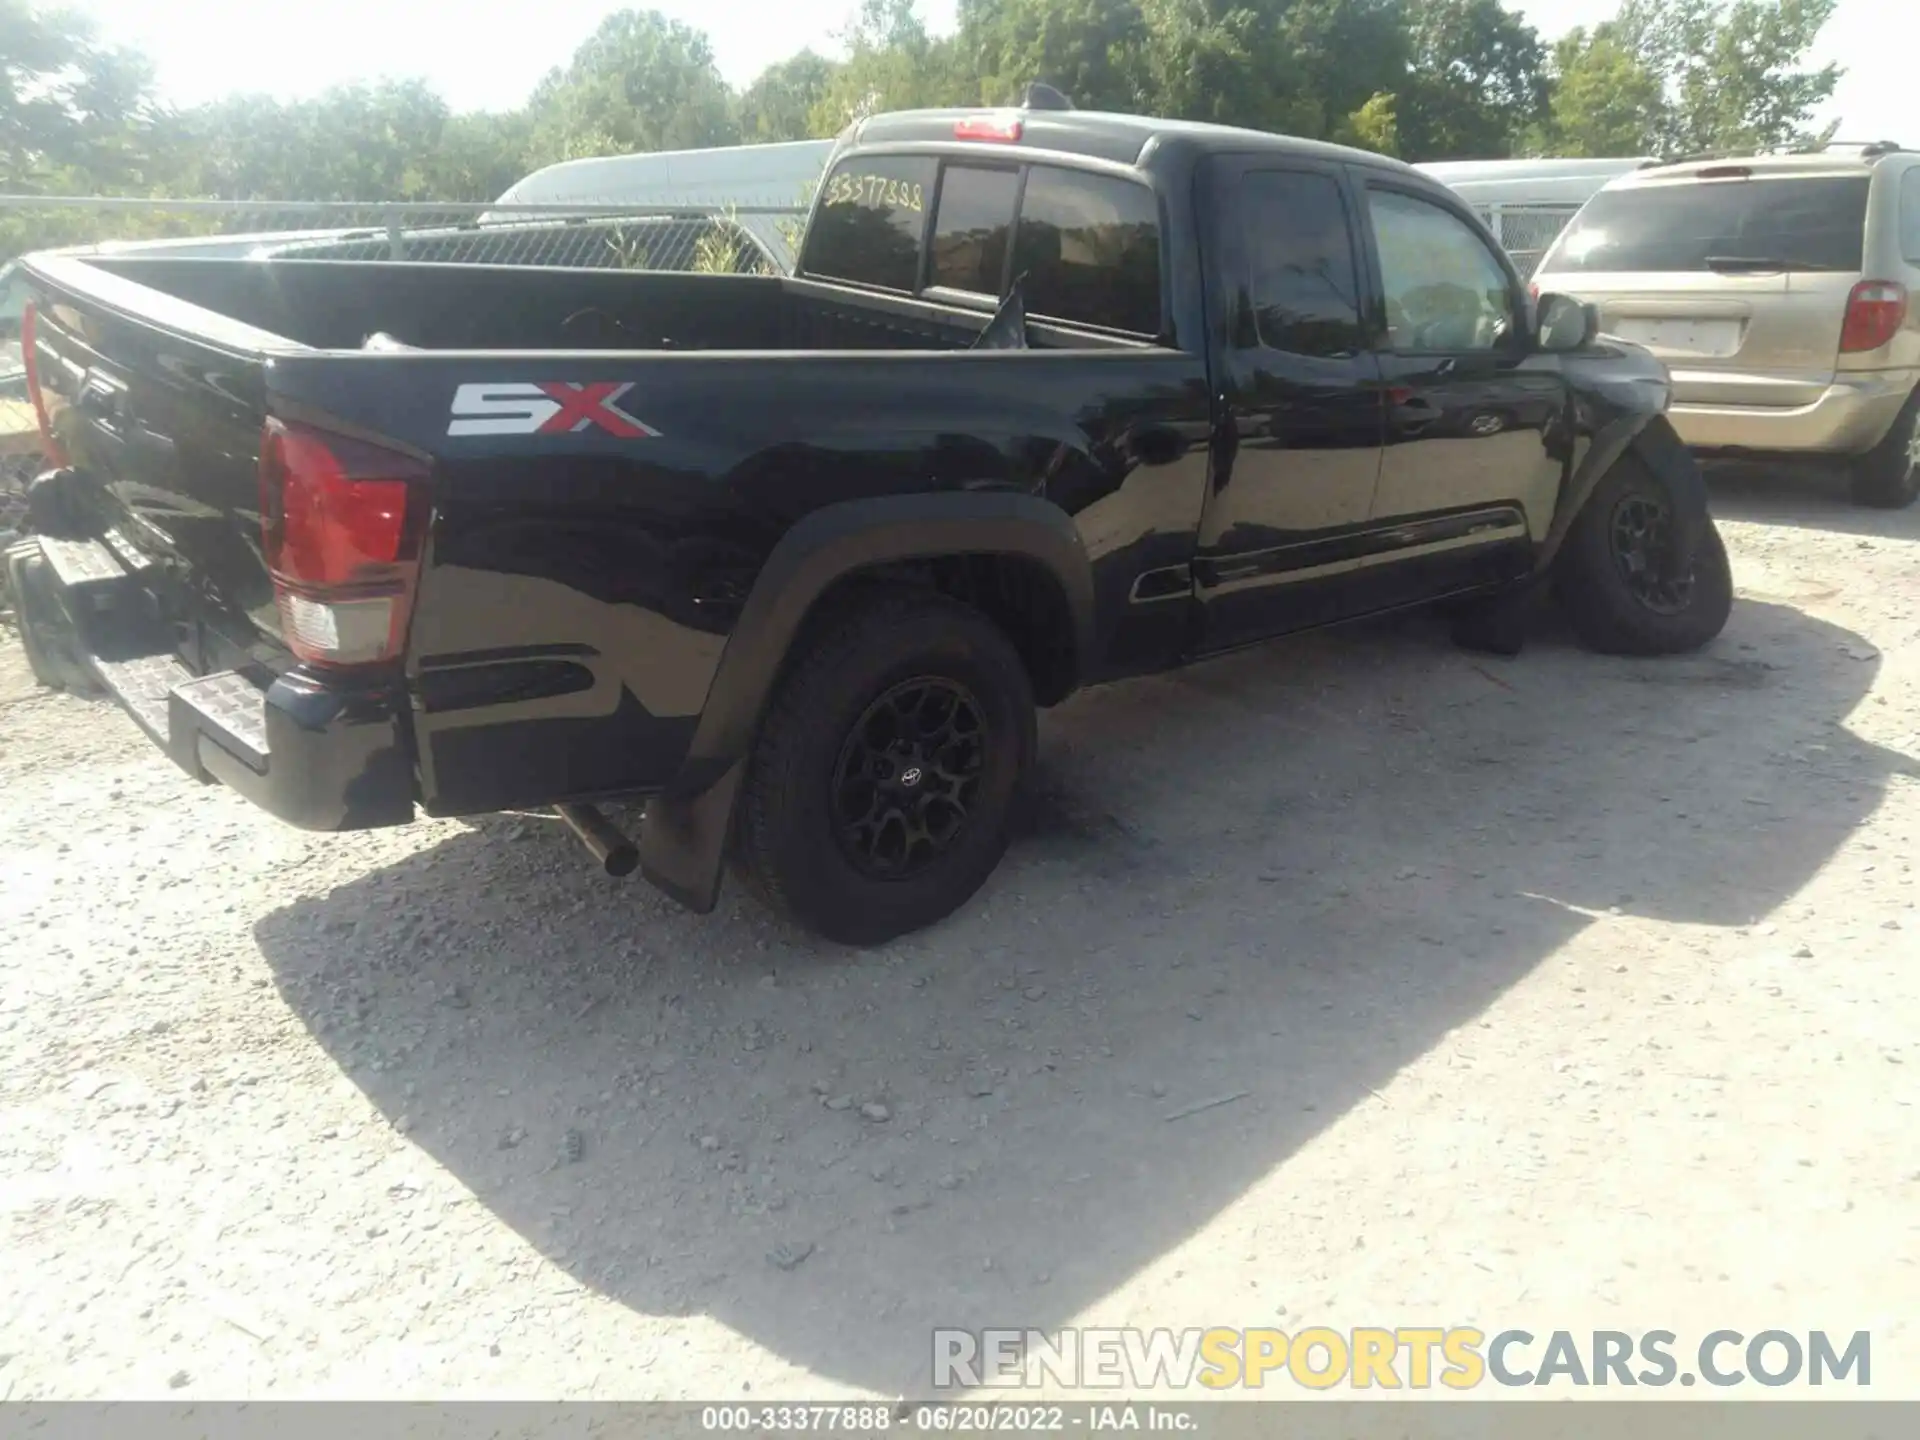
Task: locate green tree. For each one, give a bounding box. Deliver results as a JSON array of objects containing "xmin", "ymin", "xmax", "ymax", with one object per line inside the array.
[
  {"xmin": 1614, "ymin": 0, "xmax": 1839, "ymax": 157},
  {"xmin": 1395, "ymin": 0, "xmax": 1547, "ymax": 160},
  {"xmin": 739, "ymin": 51, "xmax": 842, "ymax": 141},
  {"xmin": 175, "ymin": 82, "xmax": 457, "ymax": 201},
  {"xmin": 1130, "ymin": 0, "xmax": 1319, "ymax": 133},
  {"xmin": 1337, "ymin": 90, "xmax": 1401, "ymax": 156},
  {"xmin": 1280, "ymin": 0, "xmax": 1409, "ymax": 144},
  {"xmin": 810, "ymin": 0, "xmax": 974, "ymax": 134},
  {"xmin": 957, "ymin": 0, "xmax": 1151, "ymax": 112},
  {"xmin": 2, "ymin": 0, "xmax": 168, "ymax": 191},
  {"xmin": 429, "ymin": 110, "xmax": 536, "ymax": 200},
  {"xmin": 528, "ymin": 8, "xmax": 740, "ymax": 163},
  {"xmin": 1529, "ymin": 23, "xmax": 1665, "ymax": 157}
]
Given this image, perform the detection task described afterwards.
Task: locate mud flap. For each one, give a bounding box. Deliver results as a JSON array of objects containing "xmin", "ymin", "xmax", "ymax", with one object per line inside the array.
[
  {"xmin": 636, "ymin": 760, "xmax": 744, "ymax": 914},
  {"xmin": 1448, "ymin": 576, "xmax": 1546, "ymax": 657}
]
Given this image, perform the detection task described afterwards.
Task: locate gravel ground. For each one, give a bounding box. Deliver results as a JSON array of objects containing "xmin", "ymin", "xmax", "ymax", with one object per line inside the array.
[{"xmin": 2, "ymin": 466, "xmax": 1917, "ymax": 1402}]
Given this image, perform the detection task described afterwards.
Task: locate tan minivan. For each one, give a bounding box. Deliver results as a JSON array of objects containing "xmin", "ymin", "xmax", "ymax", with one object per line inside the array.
[{"xmin": 1534, "ymin": 143, "xmax": 1920, "ymax": 508}]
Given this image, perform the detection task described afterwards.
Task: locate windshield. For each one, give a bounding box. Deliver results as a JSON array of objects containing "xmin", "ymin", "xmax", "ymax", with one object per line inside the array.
[{"xmin": 1545, "ymin": 174, "xmax": 1870, "ymax": 273}]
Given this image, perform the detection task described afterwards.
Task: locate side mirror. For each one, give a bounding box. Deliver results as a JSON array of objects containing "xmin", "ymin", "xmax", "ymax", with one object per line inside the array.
[{"xmin": 1536, "ymin": 292, "xmax": 1599, "ymax": 352}]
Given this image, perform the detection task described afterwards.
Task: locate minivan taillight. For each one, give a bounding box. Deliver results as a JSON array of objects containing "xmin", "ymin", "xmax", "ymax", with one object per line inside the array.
[
  {"xmin": 259, "ymin": 418, "xmax": 428, "ymax": 667},
  {"xmin": 20, "ymin": 302, "xmax": 69, "ymax": 466},
  {"xmin": 1840, "ymin": 281, "xmax": 1908, "ymax": 353}
]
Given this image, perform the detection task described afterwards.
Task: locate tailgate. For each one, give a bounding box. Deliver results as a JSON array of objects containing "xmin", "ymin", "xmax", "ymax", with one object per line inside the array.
[{"xmin": 23, "ymin": 253, "xmax": 289, "ymax": 676}]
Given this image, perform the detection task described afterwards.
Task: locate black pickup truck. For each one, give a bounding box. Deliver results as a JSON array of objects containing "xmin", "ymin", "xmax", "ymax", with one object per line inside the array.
[{"xmin": 8, "ymin": 104, "xmax": 1731, "ymax": 943}]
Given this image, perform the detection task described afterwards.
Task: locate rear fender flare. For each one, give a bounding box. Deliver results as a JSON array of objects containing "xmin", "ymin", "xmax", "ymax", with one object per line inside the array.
[{"xmin": 637, "ymin": 490, "xmax": 1094, "ymax": 913}]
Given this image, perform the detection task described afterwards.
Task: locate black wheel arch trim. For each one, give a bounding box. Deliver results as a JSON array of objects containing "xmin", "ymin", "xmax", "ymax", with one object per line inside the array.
[
  {"xmin": 637, "ymin": 489, "xmax": 1094, "ymax": 914},
  {"xmin": 1533, "ymin": 411, "xmax": 1660, "ymax": 578}
]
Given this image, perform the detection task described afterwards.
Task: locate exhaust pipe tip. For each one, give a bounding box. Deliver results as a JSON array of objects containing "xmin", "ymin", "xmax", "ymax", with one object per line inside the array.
[{"xmin": 555, "ymin": 803, "xmax": 639, "ymax": 878}]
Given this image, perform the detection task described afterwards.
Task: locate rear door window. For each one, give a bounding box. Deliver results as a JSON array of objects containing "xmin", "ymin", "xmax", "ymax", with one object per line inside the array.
[
  {"xmin": 1240, "ymin": 170, "xmax": 1364, "ymax": 357},
  {"xmin": 802, "ymin": 156, "xmax": 935, "ymax": 292},
  {"xmin": 1012, "ymin": 165, "xmax": 1162, "ymax": 335},
  {"xmin": 1547, "ymin": 175, "xmax": 1871, "ymax": 273},
  {"xmin": 928, "ymin": 165, "xmax": 1019, "ymax": 295}
]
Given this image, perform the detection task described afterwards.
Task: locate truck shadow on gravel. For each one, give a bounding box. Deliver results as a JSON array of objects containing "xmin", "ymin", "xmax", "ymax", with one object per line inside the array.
[{"xmin": 254, "ymin": 596, "xmax": 1913, "ymax": 1397}]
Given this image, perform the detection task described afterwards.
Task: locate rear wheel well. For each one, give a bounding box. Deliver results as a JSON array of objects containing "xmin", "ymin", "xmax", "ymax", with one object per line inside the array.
[{"xmin": 796, "ymin": 554, "xmax": 1080, "ymax": 706}]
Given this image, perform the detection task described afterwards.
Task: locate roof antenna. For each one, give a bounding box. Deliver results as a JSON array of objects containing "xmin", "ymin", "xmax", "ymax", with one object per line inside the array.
[{"xmin": 1023, "ymin": 81, "xmax": 1074, "ymax": 111}]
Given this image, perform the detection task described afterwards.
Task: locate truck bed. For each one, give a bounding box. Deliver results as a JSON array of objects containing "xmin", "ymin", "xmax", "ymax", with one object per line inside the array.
[
  {"xmin": 73, "ymin": 256, "xmax": 1143, "ymax": 355},
  {"xmin": 18, "ymin": 249, "xmax": 1207, "ymax": 829}
]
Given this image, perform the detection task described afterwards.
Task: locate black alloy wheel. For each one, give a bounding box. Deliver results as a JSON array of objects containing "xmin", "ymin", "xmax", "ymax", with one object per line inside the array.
[
  {"xmin": 1608, "ymin": 491, "xmax": 1694, "ymax": 616},
  {"xmin": 831, "ymin": 677, "xmax": 986, "ymax": 879}
]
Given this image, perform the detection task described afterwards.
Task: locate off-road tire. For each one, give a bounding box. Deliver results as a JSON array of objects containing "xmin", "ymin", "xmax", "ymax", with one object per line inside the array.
[
  {"xmin": 1849, "ymin": 390, "xmax": 1920, "ymax": 509},
  {"xmin": 732, "ymin": 588, "xmax": 1036, "ymax": 945},
  {"xmin": 1556, "ymin": 452, "xmax": 1734, "ymax": 656}
]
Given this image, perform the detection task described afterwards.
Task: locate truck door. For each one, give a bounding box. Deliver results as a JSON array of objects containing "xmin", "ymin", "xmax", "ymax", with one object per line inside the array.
[
  {"xmin": 1193, "ymin": 158, "xmax": 1386, "ymax": 651},
  {"xmin": 1354, "ymin": 177, "xmax": 1566, "ymax": 604}
]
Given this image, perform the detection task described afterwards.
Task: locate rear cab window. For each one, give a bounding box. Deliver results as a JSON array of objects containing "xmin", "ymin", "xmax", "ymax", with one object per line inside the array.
[
  {"xmin": 928, "ymin": 165, "xmax": 1019, "ymax": 294},
  {"xmin": 802, "ymin": 156, "xmax": 935, "ymax": 292},
  {"xmin": 1545, "ymin": 173, "xmax": 1871, "ymax": 274},
  {"xmin": 1012, "ymin": 166, "xmax": 1161, "ymax": 336},
  {"xmin": 1238, "ymin": 170, "xmax": 1364, "ymax": 358},
  {"xmin": 800, "ymin": 152, "xmax": 1164, "ymax": 337}
]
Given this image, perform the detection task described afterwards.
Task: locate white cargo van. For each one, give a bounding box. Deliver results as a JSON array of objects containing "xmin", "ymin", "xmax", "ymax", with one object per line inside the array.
[
  {"xmin": 490, "ymin": 139, "xmax": 837, "ymax": 272},
  {"xmin": 1421, "ymin": 157, "xmax": 1654, "ymax": 273}
]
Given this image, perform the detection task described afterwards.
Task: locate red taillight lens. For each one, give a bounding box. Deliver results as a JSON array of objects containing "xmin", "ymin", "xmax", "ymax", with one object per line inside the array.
[
  {"xmin": 1840, "ymin": 281, "xmax": 1908, "ymax": 353},
  {"xmin": 955, "ymin": 112, "xmax": 1023, "ymax": 142},
  {"xmin": 259, "ymin": 417, "xmax": 427, "ymax": 667},
  {"xmin": 21, "ymin": 302, "xmax": 70, "ymax": 466}
]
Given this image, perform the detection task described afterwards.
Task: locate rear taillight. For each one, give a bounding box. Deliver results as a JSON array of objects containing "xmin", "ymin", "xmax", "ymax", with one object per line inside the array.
[
  {"xmin": 1840, "ymin": 280, "xmax": 1908, "ymax": 353},
  {"xmin": 259, "ymin": 418, "xmax": 428, "ymax": 667},
  {"xmin": 21, "ymin": 302, "xmax": 69, "ymax": 466}
]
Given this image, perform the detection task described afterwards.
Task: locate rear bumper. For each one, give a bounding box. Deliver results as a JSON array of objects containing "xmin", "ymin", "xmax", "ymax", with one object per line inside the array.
[
  {"xmin": 1670, "ymin": 369, "xmax": 1917, "ymax": 455},
  {"xmin": 13, "ymin": 532, "xmax": 415, "ymax": 830}
]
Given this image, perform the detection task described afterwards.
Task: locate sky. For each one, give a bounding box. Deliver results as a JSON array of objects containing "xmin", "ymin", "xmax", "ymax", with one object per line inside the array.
[{"xmin": 63, "ymin": 0, "xmax": 1917, "ymax": 151}]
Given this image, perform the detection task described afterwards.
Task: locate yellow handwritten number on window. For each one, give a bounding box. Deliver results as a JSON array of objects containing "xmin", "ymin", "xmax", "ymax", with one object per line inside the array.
[{"xmin": 827, "ymin": 174, "xmax": 924, "ymax": 213}]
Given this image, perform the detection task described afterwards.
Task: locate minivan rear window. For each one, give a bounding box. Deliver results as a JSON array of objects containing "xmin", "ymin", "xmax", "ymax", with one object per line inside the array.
[{"xmin": 1546, "ymin": 175, "xmax": 1871, "ymax": 273}]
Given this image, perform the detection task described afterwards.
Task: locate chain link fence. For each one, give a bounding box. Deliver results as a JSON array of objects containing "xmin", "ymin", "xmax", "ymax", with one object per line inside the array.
[
  {"xmin": 0, "ymin": 196, "xmax": 811, "ymax": 275},
  {"xmin": 1476, "ymin": 203, "xmax": 1582, "ymax": 277}
]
